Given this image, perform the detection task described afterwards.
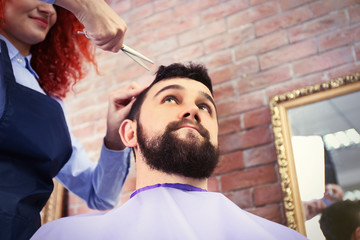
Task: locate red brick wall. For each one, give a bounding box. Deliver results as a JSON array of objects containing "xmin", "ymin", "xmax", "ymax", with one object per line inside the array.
[{"xmin": 64, "ymin": 0, "xmax": 360, "ymax": 225}]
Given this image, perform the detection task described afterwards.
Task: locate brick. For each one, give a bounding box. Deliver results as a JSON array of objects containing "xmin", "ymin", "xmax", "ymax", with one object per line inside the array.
[
  {"xmin": 201, "ymin": 0, "xmax": 248, "ymax": 23},
  {"xmin": 213, "ymin": 82, "xmax": 236, "ymax": 102},
  {"xmin": 246, "ymin": 204, "xmax": 283, "ymax": 224},
  {"xmin": 134, "ymin": 0, "xmax": 152, "ymax": 7},
  {"xmin": 265, "ymin": 73, "xmax": 324, "ymax": 99},
  {"xmin": 159, "ymin": 43, "xmax": 204, "ymax": 63},
  {"xmin": 253, "ymin": 183, "xmax": 283, "ymax": 206},
  {"xmin": 237, "ymin": 65, "xmax": 291, "ymax": 94},
  {"xmin": 140, "ymin": 36, "xmax": 178, "ymax": 59},
  {"xmin": 125, "ymin": 29, "xmax": 157, "ymax": 51},
  {"xmin": 217, "ymin": 91, "xmax": 265, "ymax": 118},
  {"xmin": 179, "ymin": 19, "xmax": 227, "ymax": 47},
  {"xmin": 209, "ymin": 66, "xmax": 237, "ymax": 85},
  {"xmin": 154, "ymin": 0, "xmax": 180, "ymax": 12},
  {"xmin": 174, "ymin": 0, "xmax": 218, "ymax": 18},
  {"xmin": 207, "ymin": 177, "xmax": 219, "ymax": 192},
  {"xmin": 349, "ymin": 5, "xmax": 360, "ymax": 24},
  {"xmin": 109, "ymin": 62, "xmax": 151, "ymax": 84},
  {"xmin": 243, "ymin": 107, "xmax": 271, "ymax": 129},
  {"xmin": 224, "ymin": 189, "xmax": 252, "ymax": 208},
  {"xmin": 94, "ymin": 119, "xmax": 107, "ymax": 136},
  {"xmin": 64, "ymin": 95, "xmax": 98, "ymax": 113},
  {"xmin": 221, "ymin": 165, "xmax": 277, "ymax": 192},
  {"xmin": 69, "ymin": 107, "xmax": 107, "ymax": 126},
  {"xmin": 318, "ymin": 25, "xmax": 360, "ymax": 52},
  {"xmin": 356, "ymin": 43, "xmax": 360, "ymax": 61},
  {"xmin": 228, "ymin": 0, "xmax": 278, "ymax": 29},
  {"xmin": 218, "ymin": 115, "xmax": 242, "ymax": 135},
  {"xmin": 255, "ymin": 5, "xmax": 311, "ymax": 36},
  {"xmin": 311, "ymin": 0, "xmax": 359, "ymax": 18},
  {"xmin": 82, "ymin": 138, "xmax": 103, "ymax": 155},
  {"xmin": 235, "ymin": 57, "xmax": 260, "ymax": 76},
  {"xmin": 204, "ymin": 25, "xmax": 255, "ymax": 54},
  {"xmin": 250, "ymin": 0, "xmax": 267, "ymax": 6},
  {"xmin": 288, "ymin": 11, "xmax": 348, "ymax": 43},
  {"xmin": 112, "ymin": 0, "xmax": 131, "ymax": 14},
  {"xmin": 243, "ymin": 144, "xmax": 277, "ymax": 167},
  {"xmin": 131, "ymin": 10, "xmax": 174, "ymax": 35},
  {"xmin": 71, "ymin": 124, "xmax": 95, "ymax": 139},
  {"xmin": 208, "ymin": 57, "xmax": 259, "ymax": 85},
  {"xmin": 234, "ymin": 31, "xmax": 288, "ymax": 60},
  {"xmin": 259, "ymin": 40, "xmax": 316, "ymax": 70},
  {"xmin": 214, "ymin": 150, "xmax": 244, "ymax": 175},
  {"xmin": 201, "ymin": 49, "xmax": 233, "ymax": 69},
  {"xmin": 279, "ymin": 0, "xmax": 316, "ymax": 11},
  {"xmin": 327, "ymin": 64, "xmax": 360, "ymax": 80},
  {"xmin": 128, "ymin": 3, "xmax": 154, "ymax": 22},
  {"xmin": 156, "ymin": 14, "xmax": 200, "ymax": 40},
  {"xmin": 219, "ymin": 126, "xmax": 272, "ymax": 153},
  {"xmin": 293, "ymin": 47, "xmax": 354, "ymax": 77}
]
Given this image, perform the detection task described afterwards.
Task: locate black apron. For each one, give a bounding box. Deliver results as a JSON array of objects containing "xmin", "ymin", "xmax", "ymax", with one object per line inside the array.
[{"xmin": 0, "ymin": 40, "xmax": 72, "ymax": 239}]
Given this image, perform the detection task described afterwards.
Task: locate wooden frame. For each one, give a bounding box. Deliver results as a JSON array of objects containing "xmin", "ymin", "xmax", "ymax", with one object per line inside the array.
[
  {"xmin": 41, "ymin": 179, "xmax": 66, "ymax": 224},
  {"xmin": 269, "ymin": 73, "xmax": 360, "ymax": 235}
]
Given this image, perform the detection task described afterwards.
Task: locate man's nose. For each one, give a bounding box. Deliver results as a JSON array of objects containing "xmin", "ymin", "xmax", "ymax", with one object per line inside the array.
[{"xmin": 180, "ymin": 105, "xmax": 200, "ymax": 122}]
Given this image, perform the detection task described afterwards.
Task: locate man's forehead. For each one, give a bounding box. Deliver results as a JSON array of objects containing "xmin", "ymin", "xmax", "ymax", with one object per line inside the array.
[{"xmin": 148, "ymin": 77, "xmax": 213, "ymax": 97}]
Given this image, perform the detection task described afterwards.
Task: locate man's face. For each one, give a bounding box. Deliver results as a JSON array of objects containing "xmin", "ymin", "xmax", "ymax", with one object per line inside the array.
[
  {"xmin": 136, "ymin": 78, "xmax": 219, "ymax": 178},
  {"xmin": 138, "ymin": 77, "xmax": 218, "ymax": 148}
]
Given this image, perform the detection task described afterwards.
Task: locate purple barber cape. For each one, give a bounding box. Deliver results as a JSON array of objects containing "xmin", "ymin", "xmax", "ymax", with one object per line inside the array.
[{"xmin": 32, "ymin": 183, "xmax": 308, "ymax": 240}]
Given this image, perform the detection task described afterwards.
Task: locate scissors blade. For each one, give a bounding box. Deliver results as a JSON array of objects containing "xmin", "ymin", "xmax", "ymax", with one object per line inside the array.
[
  {"xmin": 123, "ymin": 51, "xmax": 151, "ymax": 71},
  {"xmin": 122, "ymin": 44, "xmax": 154, "ymax": 64}
]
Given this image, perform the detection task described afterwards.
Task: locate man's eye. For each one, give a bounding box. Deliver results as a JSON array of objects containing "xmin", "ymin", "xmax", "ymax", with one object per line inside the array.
[
  {"xmin": 163, "ymin": 96, "xmax": 178, "ymax": 104},
  {"xmin": 199, "ymin": 104, "xmax": 211, "ymax": 113}
]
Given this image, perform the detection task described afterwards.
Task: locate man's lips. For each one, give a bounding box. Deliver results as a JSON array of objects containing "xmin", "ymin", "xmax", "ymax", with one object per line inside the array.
[
  {"xmin": 178, "ymin": 125, "xmax": 200, "ymax": 133},
  {"xmin": 31, "ymin": 17, "xmax": 48, "ymax": 28}
]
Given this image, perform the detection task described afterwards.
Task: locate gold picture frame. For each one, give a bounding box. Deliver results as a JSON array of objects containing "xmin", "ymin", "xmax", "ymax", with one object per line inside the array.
[
  {"xmin": 41, "ymin": 179, "xmax": 66, "ymax": 225},
  {"xmin": 269, "ymin": 73, "xmax": 360, "ymax": 235}
]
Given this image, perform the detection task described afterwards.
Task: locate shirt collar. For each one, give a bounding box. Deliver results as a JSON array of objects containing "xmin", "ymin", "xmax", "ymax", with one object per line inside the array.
[
  {"xmin": 0, "ymin": 35, "xmax": 39, "ymax": 79},
  {"xmin": 130, "ymin": 183, "xmax": 207, "ymax": 198}
]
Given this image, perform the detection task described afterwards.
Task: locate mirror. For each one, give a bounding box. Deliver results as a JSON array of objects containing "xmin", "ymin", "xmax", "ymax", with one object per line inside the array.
[{"xmin": 270, "ymin": 73, "xmax": 360, "ymax": 238}]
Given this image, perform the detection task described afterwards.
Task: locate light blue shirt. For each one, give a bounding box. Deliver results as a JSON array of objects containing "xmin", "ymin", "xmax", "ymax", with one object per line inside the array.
[
  {"xmin": 0, "ymin": 36, "xmax": 130, "ymax": 210},
  {"xmin": 41, "ymin": 0, "xmax": 56, "ymax": 4}
]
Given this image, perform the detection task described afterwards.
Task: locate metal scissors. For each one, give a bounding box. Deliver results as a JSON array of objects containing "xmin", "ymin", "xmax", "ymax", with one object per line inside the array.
[{"xmin": 77, "ymin": 30, "xmax": 154, "ymax": 71}]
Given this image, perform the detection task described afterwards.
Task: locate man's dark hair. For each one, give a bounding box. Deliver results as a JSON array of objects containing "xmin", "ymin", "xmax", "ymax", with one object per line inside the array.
[
  {"xmin": 319, "ymin": 200, "xmax": 360, "ymax": 240},
  {"xmin": 127, "ymin": 62, "xmax": 213, "ymax": 121}
]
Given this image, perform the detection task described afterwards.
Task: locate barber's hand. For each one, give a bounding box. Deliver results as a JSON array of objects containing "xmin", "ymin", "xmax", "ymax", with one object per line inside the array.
[
  {"xmin": 104, "ymin": 82, "xmax": 147, "ymax": 150},
  {"xmin": 324, "ymin": 184, "xmax": 344, "ymax": 202},
  {"xmin": 303, "ymin": 199, "xmax": 326, "ymax": 220},
  {"xmin": 55, "ymin": 0, "xmax": 127, "ymax": 52}
]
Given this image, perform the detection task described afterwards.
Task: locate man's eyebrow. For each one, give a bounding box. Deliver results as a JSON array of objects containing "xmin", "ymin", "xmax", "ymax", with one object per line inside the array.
[
  {"xmin": 154, "ymin": 83, "xmax": 216, "ymax": 109},
  {"xmin": 201, "ymin": 92, "xmax": 216, "ymax": 110},
  {"xmin": 154, "ymin": 84, "xmax": 185, "ymax": 97}
]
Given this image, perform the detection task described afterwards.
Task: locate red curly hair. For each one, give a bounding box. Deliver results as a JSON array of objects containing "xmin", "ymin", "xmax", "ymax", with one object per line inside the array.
[{"xmin": 0, "ymin": 1, "xmax": 97, "ymax": 99}]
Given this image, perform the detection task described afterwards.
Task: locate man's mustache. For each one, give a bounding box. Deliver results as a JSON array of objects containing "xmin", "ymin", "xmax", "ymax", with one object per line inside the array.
[{"xmin": 166, "ymin": 119, "xmax": 210, "ymax": 139}]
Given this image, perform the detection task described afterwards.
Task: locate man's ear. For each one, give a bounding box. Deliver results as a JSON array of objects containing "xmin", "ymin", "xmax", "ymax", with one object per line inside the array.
[
  {"xmin": 352, "ymin": 226, "xmax": 360, "ymax": 240},
  {"xmin": 119, "ymin": 119, "xmax": 137, "ymax": 148}
]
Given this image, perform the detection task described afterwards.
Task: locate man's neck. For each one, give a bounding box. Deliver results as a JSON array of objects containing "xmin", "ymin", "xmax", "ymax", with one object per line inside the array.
[{"xmin": 135, "ymin": 159, "xmax": 208, "ymax": 190}]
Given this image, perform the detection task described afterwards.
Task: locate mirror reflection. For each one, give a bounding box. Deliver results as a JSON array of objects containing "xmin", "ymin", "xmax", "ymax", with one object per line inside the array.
[{"xmin": 288, "ymin": 89, "xmax": 360, "ymax": 239}]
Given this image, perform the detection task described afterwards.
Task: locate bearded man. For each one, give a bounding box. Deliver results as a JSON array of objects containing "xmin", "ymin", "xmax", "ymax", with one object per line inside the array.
[{"xmin": 32, "ymin": 63, "xmax": 307, "ymax": 240}]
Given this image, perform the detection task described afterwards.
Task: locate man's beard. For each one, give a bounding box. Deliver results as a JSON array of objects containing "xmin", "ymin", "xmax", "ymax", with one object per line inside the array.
[{"xmin": 137, "ymin": 119, "xmax": 219, "ymax": 179}]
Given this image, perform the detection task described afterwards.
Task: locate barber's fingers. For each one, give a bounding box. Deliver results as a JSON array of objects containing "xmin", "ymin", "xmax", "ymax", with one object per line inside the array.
[
  {"xmin": 87, "ymin": 27, "xmax": 126, "ymax": 53},
  {"xmin": 109, "ymin": 82, "xmax": 148, "ymax": 108}
]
